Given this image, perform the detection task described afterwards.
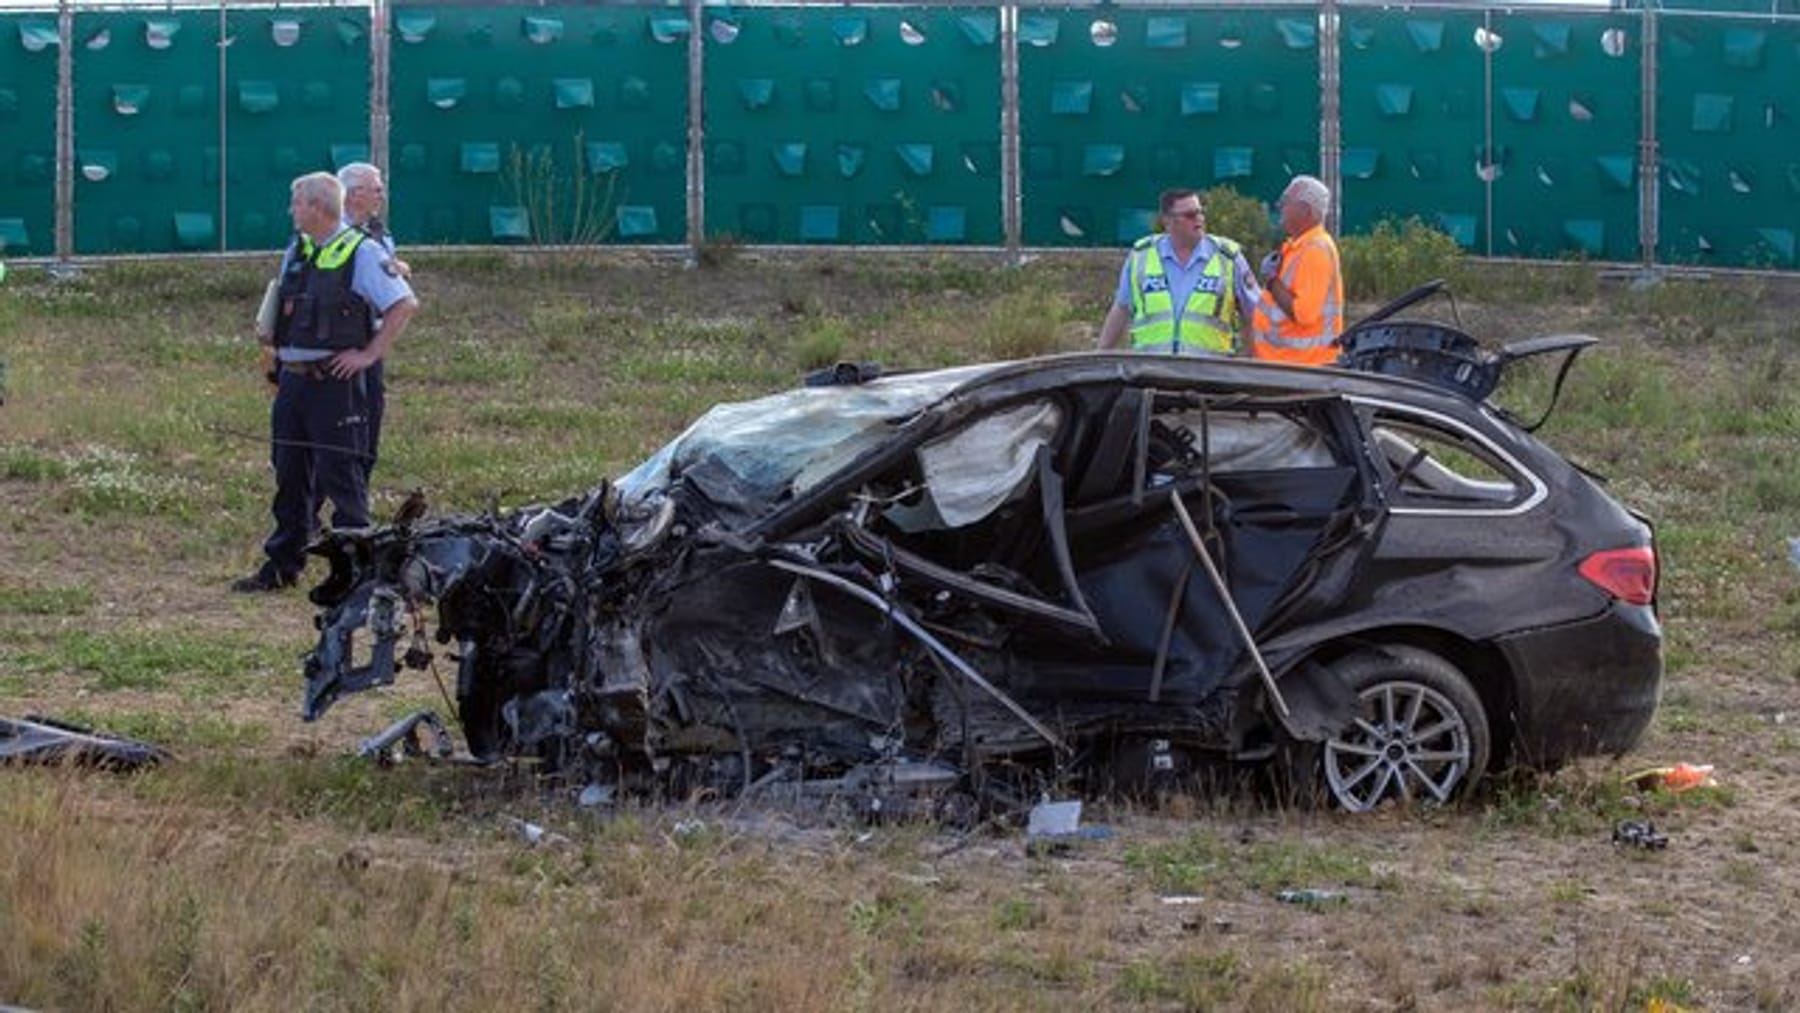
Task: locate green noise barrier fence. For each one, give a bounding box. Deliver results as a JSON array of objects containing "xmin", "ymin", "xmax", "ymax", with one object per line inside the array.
[
  {"xmin": 1, "ymin": 0, "xmax": 1797, "ymax": 271},
  {"xmin": 1017, "ymin": 7, "xmax": 1320, "ymax": 247},
  {"xmin": 388, "ymin": 4, "xmax": 688, "ymax": 245},
  {"xmin": 0, "ymin": 14, "xmax": 58, "ymax": 257},
  {"xmin": 1654, "ymin": 15, "xmax": 1800, "ymax": 267},
  {"xmin": 67, "ymin": 7, "xmax": 372, "ymax": 254},
  {"xmin": 702, "ymin": 6, "xmax": 1002, "ymax": 245}
]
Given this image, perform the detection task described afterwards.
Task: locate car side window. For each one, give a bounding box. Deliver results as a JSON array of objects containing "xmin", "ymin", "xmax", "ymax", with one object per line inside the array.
[
  {"xmin": 1151, "ymin": 407, "xmax": 1340, "ymax": 478},
  {"xmin": 1368, "ymin": 410, "xmax": 1527, "ymax": 508}
]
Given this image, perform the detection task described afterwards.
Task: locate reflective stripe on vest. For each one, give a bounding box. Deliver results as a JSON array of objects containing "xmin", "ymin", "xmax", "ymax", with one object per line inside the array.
[
  {"xmin": 1252, "ymin": 231, "xmax": 1341, "ymax": 363},
  {"xmin": 296, "ymin": 229, "xmax": 364, "ymax": 270},
  {"xmin": 1127, "ymin": 238, "xmax": 1237, "ymax": 355}
]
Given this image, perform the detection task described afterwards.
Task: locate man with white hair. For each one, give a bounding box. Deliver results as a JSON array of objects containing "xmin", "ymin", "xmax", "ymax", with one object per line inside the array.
[
  {"xmin": 1249, "ymin": 175, "xmax": 1343, "ymax": 366},
  {"xmin": 234, "ymin": 171, "xmax": 418, "ymax": 592}
]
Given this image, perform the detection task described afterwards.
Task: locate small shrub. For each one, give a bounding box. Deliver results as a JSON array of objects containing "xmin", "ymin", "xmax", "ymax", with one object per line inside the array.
[
  {"xmin": 501, "ymin": 132, "xmax": 618, "ymax": 246},
  {"xmin": 1200, "ymin": 184, "xmax": 1279, "ymax": 262},
  {"xmin": 791, "ymin": 316, "xmax": 849, "ymax": 370},
  {"xmin": 1338, "ymin": 217, "xmax": 1468, "ymax": 302},
  {"xmin": 980, "ymin": 289, "xmax": 1076, "ymax": 360},
  {"xmin": 1, "ymin": 444, "xmax": 67, "ymax": 481}
]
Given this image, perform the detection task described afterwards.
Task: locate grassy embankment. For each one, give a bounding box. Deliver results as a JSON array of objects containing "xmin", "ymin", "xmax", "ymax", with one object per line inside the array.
[{"xmin": 1, "ymin": 248, "xmax": 1796, "ymax": 1010}]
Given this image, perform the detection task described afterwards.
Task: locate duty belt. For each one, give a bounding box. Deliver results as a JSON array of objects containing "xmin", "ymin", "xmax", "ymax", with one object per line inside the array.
[{"xmin": 282, "ymin": 361, "xmax": 338, "ymax": 381}]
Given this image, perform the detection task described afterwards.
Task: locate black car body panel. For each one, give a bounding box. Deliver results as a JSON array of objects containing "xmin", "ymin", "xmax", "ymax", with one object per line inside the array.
[
  {"xmin": 1497, "ymin": 604, "xmax": 1663, "ymax": 764},
  {"xmin": 299, "ymin": 349, "xmax": 1661, "ymax": 804}
]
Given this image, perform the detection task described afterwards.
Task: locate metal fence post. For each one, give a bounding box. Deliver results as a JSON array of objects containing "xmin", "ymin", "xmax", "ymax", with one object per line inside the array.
[
  {"xmin": 1318, "ymin": 0, "xmax": 1340, "ymax": 236},
  {"xmin": 371, "ymin": 0, "xmax": 390, "ymax": 180},
  {"xmin": 1001, "ymin": 2, "xmax": 1021, "ymax": 263},
  {"xmin": 685, "ymin": 0, "xmax": 704, "ymax": 260},
  {"xmin": 1482, "ymin": 7, "xmax": 1493, "ymax": 258},
  {"xmin": 55, "ymin": 0, "xmax": 72, "ymax": 260},
  {"xmin": 217, "ymin": 0, "xmax": 229, "ymax": 251},
  {"xmin": 1639, "ymin": 5, "xmax": 1659, "ymax": 269}
]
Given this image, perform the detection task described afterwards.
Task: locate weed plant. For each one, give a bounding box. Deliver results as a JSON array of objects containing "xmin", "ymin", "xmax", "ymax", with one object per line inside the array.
[{"xmin": 501, "ymin": 132, "xmax": 619, "ymax": 246}]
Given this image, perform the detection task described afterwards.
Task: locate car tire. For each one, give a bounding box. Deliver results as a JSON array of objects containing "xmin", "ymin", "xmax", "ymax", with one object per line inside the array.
[
  {"xmin": 1317, "ymin": 646, "xmax": 1491, "ymax": 812},
  {"xmin": 457, "ymin": 655, "xmax": 506, "ymax": 763}
]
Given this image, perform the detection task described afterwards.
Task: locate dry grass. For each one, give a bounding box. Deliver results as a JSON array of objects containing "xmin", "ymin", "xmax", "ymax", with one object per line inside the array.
[{"xmin": 2, "ymin": 255, "xmax": 1800, "ymax": 1009}]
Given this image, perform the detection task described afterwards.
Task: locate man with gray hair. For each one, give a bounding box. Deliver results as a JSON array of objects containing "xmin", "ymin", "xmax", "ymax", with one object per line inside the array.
[
  {"xmin": 234, "ymin": 171, "xmax": 418, "ymax": 592},
  {"xmin": 337, "ymin": 162, "xmax": 408, "ymax": 277},
  {"xmin": 1249, "ymin": 174, "xmax": 1343, "ymax": 367}
]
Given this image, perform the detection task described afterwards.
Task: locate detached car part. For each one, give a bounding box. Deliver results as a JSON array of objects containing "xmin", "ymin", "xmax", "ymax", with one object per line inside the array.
[{"xmin": 0, "ymin": 715, "xmax": 168, "ymax": 770}]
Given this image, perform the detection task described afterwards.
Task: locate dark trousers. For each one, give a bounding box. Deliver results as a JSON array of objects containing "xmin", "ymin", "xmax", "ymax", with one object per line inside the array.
[
  {"xmin": 261, "ymin": 369, "xmax": 370, "ymax": 578},
  {"xmin": 364, "ymin": 359, "xmax": 385, "ymax": 482}
]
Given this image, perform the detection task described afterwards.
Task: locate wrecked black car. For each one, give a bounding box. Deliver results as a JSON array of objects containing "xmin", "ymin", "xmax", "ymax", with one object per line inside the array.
[{"xmin": 301, "ymin": 309, "xmax": 1660, "ymax": 814}]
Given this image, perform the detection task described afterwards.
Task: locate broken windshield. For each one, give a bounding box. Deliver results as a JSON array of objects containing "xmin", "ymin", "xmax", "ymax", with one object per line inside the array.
[{"xmin": 615, "ymin": 363, "xmax": 1002, "ymax": 516}]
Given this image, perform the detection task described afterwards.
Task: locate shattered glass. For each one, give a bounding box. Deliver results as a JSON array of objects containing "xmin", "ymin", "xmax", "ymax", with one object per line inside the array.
[{"xmin": 615, "ymin": 363, "xmax": 999, "ymax": 519}]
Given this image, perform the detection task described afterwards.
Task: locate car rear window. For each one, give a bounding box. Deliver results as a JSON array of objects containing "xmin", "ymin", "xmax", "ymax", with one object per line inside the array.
[{"xmin": 1368, "ymin": 409, "xmax": 1531, "ymax": 509}]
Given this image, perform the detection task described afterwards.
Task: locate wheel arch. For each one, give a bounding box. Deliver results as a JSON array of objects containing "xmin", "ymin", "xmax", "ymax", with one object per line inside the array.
[{"xmin": 1282, "ymin": 625, "xmax": 1519, "ymax": 772}]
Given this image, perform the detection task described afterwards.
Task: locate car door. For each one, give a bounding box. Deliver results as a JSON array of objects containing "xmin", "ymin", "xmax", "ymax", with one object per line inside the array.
[{"xmin": 1006, "ymin": 387, "xmax": 1381, "ymax": 716}]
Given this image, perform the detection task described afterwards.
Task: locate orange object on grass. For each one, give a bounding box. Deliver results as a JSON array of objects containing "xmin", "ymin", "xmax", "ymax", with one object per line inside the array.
[{"xmin": 1624, "ymin": 762, "xmax": 1716, "ymax": 793}]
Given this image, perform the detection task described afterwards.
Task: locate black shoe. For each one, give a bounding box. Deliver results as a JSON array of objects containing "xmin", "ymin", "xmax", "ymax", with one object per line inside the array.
[{"xmin": 230, "ymin": 566, "xmax": 297, "ymax": 593}]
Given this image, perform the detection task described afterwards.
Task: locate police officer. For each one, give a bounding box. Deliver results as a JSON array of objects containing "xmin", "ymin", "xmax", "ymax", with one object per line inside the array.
[
  {"xmin": 234, "ymin": 172, "xmax": 418, "ymax": 592},
  {"xmin": 1097, "ymin": 188, "xmax": 1261, "ymax": 356},
  {"xmin": 337, "ymin": 162, "xmax": 409, "ymax": 486}
]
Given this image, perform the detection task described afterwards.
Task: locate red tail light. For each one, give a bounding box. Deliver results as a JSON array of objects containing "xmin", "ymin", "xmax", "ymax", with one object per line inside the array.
[{"xmin": 1579, "ymin": 546, "xmax": 1657, "ymax": 606}]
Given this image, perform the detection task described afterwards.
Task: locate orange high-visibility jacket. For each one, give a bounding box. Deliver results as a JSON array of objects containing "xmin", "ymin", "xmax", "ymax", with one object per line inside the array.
[{"xmin": 1250, "ymin": 225, "xmax": 1343, "ymax": 366}]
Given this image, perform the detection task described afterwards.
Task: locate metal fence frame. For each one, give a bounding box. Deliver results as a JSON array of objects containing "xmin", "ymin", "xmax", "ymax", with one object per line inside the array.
[{"xmin": 9, "ymin": 0, "xmax": 1798, "ymax": 272}]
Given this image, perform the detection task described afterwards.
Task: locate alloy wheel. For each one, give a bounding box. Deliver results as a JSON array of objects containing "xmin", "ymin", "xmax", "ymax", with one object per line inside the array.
[{"xmin": 1323, "ymin": 679, "xmax": 1474, "ymax": 812}]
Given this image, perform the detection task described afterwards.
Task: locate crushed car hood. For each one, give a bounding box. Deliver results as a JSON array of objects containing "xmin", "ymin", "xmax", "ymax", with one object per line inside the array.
[{"xmin": 301, "ymin": 355, "xmax": 1398, "ymax": 806}]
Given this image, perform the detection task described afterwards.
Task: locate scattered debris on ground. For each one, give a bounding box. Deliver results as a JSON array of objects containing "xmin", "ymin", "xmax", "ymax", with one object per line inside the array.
[
  {"xmin": 1624, "ymin": 762, "xmax": 1718, "ymax": 793},
  {"xmin": 0, "ymin": 715, "xmax": 168, "ymax": 770},
  {"xmin": 1612, "ymin": 819, "xmax": 1670, "ymax": 851},
  {"xmin": 356, "ymin": 709, "xmax": 455, "ymax": 765}
]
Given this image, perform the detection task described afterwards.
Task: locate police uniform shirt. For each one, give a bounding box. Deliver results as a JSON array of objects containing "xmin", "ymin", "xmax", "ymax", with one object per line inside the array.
[{"xmin": 342, "ymin": 216, "xmax": 401, "ymax": 328}]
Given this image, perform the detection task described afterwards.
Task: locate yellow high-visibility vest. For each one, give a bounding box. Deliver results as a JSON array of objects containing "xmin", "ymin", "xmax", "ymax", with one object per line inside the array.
[{"xmin": 1127, "ymin": 235, "xmax": 1241, "ymax": 355}]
